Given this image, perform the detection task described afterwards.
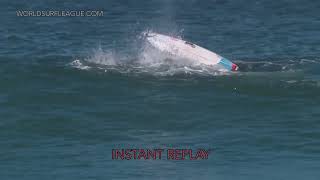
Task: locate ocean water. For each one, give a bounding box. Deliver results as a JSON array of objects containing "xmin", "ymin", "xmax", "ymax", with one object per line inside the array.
[{"xmin": 1, "ymin": 0, "xmax": 320, "ymax": 179}]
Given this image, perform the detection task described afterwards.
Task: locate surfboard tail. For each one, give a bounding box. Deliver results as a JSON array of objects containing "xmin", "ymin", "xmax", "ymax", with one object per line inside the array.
[
  {"xmin": 219, "ymin": 58, "xmax": 239, "ymax": 71},
  {"xmin": 232, "ymin": 63, "xmax": 239, "ymax": 71}
]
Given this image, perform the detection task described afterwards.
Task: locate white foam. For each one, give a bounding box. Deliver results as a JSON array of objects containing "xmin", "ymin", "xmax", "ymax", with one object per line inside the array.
[
  {"xmin": 68, "ymin": 30, "xmax": 315, "ymax": 77},
  {"xmin": 69, "ymin": 60, "xmax": 91, "ymax": 70}
]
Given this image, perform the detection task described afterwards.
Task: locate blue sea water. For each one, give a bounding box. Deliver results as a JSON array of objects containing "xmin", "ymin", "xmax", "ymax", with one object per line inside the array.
[{"xmin": 1, "ymin": 0, "xmax": 320, "ymax": 179}]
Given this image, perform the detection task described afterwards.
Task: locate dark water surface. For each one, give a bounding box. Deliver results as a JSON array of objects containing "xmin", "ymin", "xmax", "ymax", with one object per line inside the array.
[{"xmin": 1, "ymin": 0, "xmax": 320, "ymax": 179}]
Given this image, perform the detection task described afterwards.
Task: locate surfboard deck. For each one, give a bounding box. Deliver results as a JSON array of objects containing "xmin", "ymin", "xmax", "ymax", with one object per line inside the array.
[{"xmin": 146, "ymin": 32, "xmax": 238, "ymax": 71}]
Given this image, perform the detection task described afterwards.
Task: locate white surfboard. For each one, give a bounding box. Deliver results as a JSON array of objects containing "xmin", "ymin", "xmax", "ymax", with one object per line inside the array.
[{"xmin": 145, "ymin": 32, "xmax": 238, "ymax": 71}]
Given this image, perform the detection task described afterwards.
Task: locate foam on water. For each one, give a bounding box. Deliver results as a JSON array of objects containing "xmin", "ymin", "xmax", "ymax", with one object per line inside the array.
[
  {"xmin": 68, "ymin": 31, "xmax": 234, "ymax": 76},
  {"xmin": 68, "ymin": 31, "xmax": 320, "ymax": 84}
]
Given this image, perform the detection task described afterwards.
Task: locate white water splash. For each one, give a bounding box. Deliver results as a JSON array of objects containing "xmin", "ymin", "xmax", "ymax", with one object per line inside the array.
[
  {"xmin": 85, "ymin": 47, "xmax": 117, "ymax": 66},
  {"xmin": 69, "ymin": 59, "xmax": 91, "ymax": 70},
  {"xmin": 68, "ymin": 31, "xmax": 319, "ymax": 77}
]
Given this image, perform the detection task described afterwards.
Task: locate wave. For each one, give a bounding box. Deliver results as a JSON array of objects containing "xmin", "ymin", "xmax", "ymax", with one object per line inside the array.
[{"xmin": 68, "ymin": 31, "xmax": 320, "ymax": 79}]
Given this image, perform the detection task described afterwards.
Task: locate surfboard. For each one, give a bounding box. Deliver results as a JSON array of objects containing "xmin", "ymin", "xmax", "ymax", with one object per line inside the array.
[{"xmin": 145, "ymin": 32, "xmax": 238, "ymax": 71}]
